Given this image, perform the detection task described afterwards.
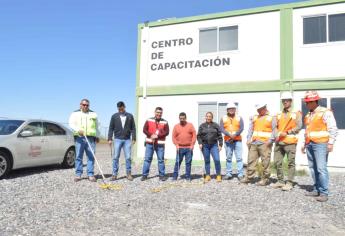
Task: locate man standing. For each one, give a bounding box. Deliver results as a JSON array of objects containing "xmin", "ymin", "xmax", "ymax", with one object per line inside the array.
[
  {"xmin": 302, "ymin": 91, "xmax": 338, "ymax": 202},
  {"xmin": 220, "ymin": 102, "xmax": 244, "ymax": 180},
  {"xmin": 141, "ymin": 107, "xmax": 169, "ymax": 181},
  {"xmin": 241, "ymin": 103, "xmax": 275, "ymax": 186},
  {"xmin": 69, "ymin": 99, "xmax": 99, "ymax": 182},
  {"xmin": 172, "ymin": 112, "xmax": 196, "ymax": 181},
  {"xmin": 108, "ymin": 101, "xmax": 136, "ymax": 181},
  {"xmin": 272, "ymin": 92, "xmax": 302, "ymax": 191}
]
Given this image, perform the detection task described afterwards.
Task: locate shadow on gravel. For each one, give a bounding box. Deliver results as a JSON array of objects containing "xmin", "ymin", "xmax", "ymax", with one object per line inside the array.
[
  {"xmin": 5, "ymin": 164, "xmax": 64, "ymax": 179},
  {"xmin": 296, "ymin": 183, "xmax": 314, "ymax": 192}
]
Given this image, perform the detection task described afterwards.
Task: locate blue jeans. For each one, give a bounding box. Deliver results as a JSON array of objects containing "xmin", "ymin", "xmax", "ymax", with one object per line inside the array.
[
  {"xmin": 75, "ymin": 136, "xmax": 96, "ymax": 177},
  {"xmin": 173, "ymin": 148, "xmax": 193, "ymax": 179},
  {"xmin": 202, "ymin": 143, "xmax": 221, "ymax": 175},
  {"xmin": 142, "ymin": 143, "xmax": 165, "ymax": 177},
  {"xmin": 112, "ymin": 139, "xmax": 132, "ymax": 175},
  {"xmin": 225, "ymin": 141, "xmax": 243, "ymax": 177},
  {"xmin": 306, "ymin": 142, "xmax": 329, "ymax": 196}
]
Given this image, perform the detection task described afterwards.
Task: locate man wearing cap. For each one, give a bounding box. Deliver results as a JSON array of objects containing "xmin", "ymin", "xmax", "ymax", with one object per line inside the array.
[
  {"xmin": 220, "ymin": 102, "xmax": 244, "ymax": 180},
  {"xmin": 108, "ymin": 101, "xmax": 136, "ymax": 181},
  {"xmin": 272, "ymin": 92, "xmax": 302, "ymax": 191},
  {"xmin": 69, "ymin": 98, "xmax": 100, "ymax": 182},
  {"xmin": 241, "ymin": 103, "xmax": 276, "ymax": 186},
  {"xmin": 302, "ymin": 91, "xmax": 338, "ymax": 202}
]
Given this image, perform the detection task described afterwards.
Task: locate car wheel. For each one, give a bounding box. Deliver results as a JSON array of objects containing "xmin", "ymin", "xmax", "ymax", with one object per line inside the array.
[
  {"xmin": 62, "ymin": 147, "xmax": 75, "ymax": 168},
  {"xmin": 0, "ymin": 151, "xmax": 11, "ymax": 179}
]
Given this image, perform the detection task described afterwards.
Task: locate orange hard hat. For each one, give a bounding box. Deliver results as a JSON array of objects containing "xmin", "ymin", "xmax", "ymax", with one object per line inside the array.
[{"xmin": 304, "ymin": 90, "xmax": 320, "ymax": 102}]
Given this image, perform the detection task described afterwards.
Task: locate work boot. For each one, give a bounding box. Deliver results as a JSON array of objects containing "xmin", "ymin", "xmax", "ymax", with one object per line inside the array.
[
  {"xmin": 282, "ymin": 182, "xmax": 293, "ymax": 191},
  {"xmin": 257, "ymin": 179, "xmax": 269, "ymax": 186},
  {"xmin": 111, "ymin": 175, "xmax": 117, "ymax": 181},
  {"xmin": 315, "ymin": 194, "xmax": 328, "ymax": 202},
  {"xmin": 74, "ymin": 176, "xmax": 82, "ymax": 182},
  {"xmin": 204, "ymin": 175, "xmax": 211, "ymax": 182},
  {"xmin": 271, "ymin": 181, "xmax": 285, "ymax": 189},
  {"xmin": 223, "ymin": 175, "xmax": 232, "ymax": 180},
  {"xmin": 159, "ymin": 176, "xmax": 167, "ymax": 181},
  {"xmin": 240, "ymin": 177, "xmax": 253, "ymax": 184},
  {"xmin": 305, "ymin": 191, "xmax": 319, "ymax": 197},
  {"xmin": 88, "ymin": 176, "xmax": 96, "ymax": 182},
  {"xmin": 127, "ymin": 172, "xmax": 134, "ymax": 181},
  {"xmin": 141, "ymin": 175, "xmax": 148, "ymax": 181},
  {"xmin": 216, "ymin": 175, "xmax": 222, "ymax": 182}
]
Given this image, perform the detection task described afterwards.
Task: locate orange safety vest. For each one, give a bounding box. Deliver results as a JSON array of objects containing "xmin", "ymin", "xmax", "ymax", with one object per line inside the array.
[
  {"xmin": 222, "ymin": 115, "xmax": 242, "ymax": 141},
  {"xmin": 276, "ymin": 111, "xmax": 300, "ymax": 144},
  {"xmin": 252, "ymin": 114, "xmax": 273, "ymax": 143},
  {"xmin": 304, "ymin": 107, "xmax": 329, "ymax": 144}
]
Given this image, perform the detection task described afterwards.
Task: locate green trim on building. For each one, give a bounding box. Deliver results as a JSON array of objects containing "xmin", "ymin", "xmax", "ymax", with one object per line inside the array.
[
  {"xmin": 146, "ymin": 0, "xmax": 345, "ymax": 27},
  {"xmin": 280, "ymin": 8, "xmax": 293, "ymax": 82},
  {"xmin": 136, "ymin": 78, "xmax": 345, "ymax": 97},
  {"xmin": 134, "ymin": 25, "xmax": 143, "ymax": 158}
]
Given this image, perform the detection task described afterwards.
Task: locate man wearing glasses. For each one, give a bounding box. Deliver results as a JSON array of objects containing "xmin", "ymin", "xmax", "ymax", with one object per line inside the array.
[
  {"xmin": 69, "ymin": 98, "xmax": 100, "ymax": 182},
  {"xmin": 141, "ymin": 107, "xmax": 169, "ymax": 181}
]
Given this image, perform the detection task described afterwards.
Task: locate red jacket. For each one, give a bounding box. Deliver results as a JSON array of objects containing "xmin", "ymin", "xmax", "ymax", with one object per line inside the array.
[{"xmin": 143, "ymin": 117, "xmax": 169, "ymax": 145}]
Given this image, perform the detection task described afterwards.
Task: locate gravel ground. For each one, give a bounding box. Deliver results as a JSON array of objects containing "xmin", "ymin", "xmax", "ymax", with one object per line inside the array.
[{"xmin": 1, "ymin": 144, "xmax": 345, "ymax": 236}]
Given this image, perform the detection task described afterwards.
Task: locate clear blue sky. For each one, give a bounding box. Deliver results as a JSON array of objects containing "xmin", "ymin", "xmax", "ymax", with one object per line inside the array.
[{"xmin": 0, "ymin": 0, "xmax": 303, "ymax": 134}]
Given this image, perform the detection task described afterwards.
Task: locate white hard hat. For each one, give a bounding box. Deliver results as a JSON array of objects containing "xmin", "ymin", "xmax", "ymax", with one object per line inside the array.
[
  {"xmin": 280, "ymin": 91, "xmax": 293, "ymax": 100},
  {"xmin": 226, "ymin": 102, "xmax": 237, "ymax": 109},
  {"xmin": 255, "ymin": 103, "xmax": 266, "ymax": 110}
]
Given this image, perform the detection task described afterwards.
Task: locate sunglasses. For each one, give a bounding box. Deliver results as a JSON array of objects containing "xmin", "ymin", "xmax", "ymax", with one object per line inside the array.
[{"xmin": 81, "ymin": 104, "xmax": 89, "ymax": 107}]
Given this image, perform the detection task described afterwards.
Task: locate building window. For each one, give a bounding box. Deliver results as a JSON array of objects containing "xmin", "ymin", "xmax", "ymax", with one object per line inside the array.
[
  {"xmin": 303, "ymin": 15, "xmax": 326, "ymax": 44},
  {"xmin": 303, "ymin": 13, "xmax": 345, "ymax": 44},
  {"xmin": 199, "ymin": 26, "xmax": 238, "ymax": 53},
  {"xmin": 329, "ymin": 13, "xmax": 345, "ymax": 42},
  {"xmin": 219, "ymin": 26, "xmax": 238, "ymax": 51},
  {"xmin": 199, "ymin": 28, "xmax": 217, "ymax": 53},
  {"xmin": 331, "ymin": 97, "xmax": 345, "ymax": 129}
]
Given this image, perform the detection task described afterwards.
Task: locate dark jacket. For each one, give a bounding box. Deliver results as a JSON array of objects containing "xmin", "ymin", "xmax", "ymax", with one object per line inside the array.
[
  {"xmin": 197, "ymin": 122, "xmax": 223, "ymax": 146},
  {"xmin": 108, "ymin": 112, "xmax": 136, "ymax": 141}
]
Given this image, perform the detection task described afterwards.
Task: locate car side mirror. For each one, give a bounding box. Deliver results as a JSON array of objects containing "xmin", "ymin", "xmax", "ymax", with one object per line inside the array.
[{"xmin": 20, "ymin": 130, "xmax": 33, "ymax": 137}]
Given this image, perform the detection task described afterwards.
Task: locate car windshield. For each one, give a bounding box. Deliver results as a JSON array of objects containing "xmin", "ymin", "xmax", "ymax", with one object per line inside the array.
[{"xmin": 0, "ymin": 120, "xmax": 25, "ymax": 135}]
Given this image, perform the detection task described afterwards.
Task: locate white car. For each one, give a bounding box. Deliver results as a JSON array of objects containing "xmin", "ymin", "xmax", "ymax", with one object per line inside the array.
[{"xmin": 0, "ymin": 118, "xmax": 76, "ymax": 178}]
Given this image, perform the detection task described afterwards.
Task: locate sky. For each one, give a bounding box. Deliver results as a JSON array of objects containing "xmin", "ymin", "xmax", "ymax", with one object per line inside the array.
[{"xmin": 0, "ymin": 0, "xmax": 303, "ymax": 135}]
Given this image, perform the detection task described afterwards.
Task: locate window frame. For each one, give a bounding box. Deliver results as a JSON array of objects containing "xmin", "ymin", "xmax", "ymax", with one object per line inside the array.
[
  {"xmin": 199, "ymin": 24, "xmax": 239, "ymax": 54},
  {"xmin": 302, "ymin": 12, "xmax": 345, "ymax": 46}
]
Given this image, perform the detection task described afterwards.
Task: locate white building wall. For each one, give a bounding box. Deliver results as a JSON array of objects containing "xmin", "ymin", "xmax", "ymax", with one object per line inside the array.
[
  {"xmin": 137, "ymin": 92, "xmax": 281, "ymax": 165},
  {"xmin": 293, "ymin": 3, "xmax": 345, "ymax": 79},
  {"xmin": 139, "ymin": 11, "xmax": 280, "ymax": 87}
]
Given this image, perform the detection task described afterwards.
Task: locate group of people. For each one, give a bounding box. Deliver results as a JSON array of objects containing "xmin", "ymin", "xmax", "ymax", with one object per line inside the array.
[{"xmin": 69, "ymin": 90, "xmax": 338, "ymax": 202}]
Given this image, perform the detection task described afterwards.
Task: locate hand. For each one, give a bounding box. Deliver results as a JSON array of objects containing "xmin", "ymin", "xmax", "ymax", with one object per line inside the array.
[
  {"xmin": 190, "ymin": 145, "xmax": 194, "ymax": 151},
  {"xmin": 327, "ymin": 144, "xmax": 333, "ymax": 152},
  {"xmin": 246, "ymin": 141, "xmax": 251, "ymax": 147},
  {"xmin": 108, "ymin": 140, "xmax": 112, "ymax": 146},
  {"xmin": 176, "ymin": 145, "xmax": 179, "ymax": 150},
  {"xmin": 264, "ymin": 142, "xmax": 272, "ymax": 148},
  {"xmin": 218, "ymin": 146, "xmax": 222, "ymax": 151},
  {"xmin": 199, "ymin": 144, "xmax": 203, "ymax": 150},
  {"xmin": 95, "ymin": 137, "xmax": 100, "ymax": 143},
  {"xmin": 230, "ymin": 134, "xmax": 235, "ymax": 139},
  {"xmin": 151, "ymin": 134, "xmax": 158, "ymax": 139},
  {"xmin": 132, "ymin": 140, "xmax": 136, "ymax": 145},
  {"xmin": 280, "ymin": 131, "xmax": 287, "ymax": 137},
  {"xmin": 78, "ymin": 130, "xmax": 84, "ymax": 136},
  {"xmin": 301, "ymin": 145, "xmax": 306, "ymax": 154}
]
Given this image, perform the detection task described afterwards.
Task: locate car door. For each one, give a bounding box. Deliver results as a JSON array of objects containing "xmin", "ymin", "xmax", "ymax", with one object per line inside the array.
[
  {"xmin": 15, "ymin": 121, "xmax": 49, "ymax": 167},
  {"xmin": 43, "ymin": 122, "xmax": 68, "ymax": 163}
]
